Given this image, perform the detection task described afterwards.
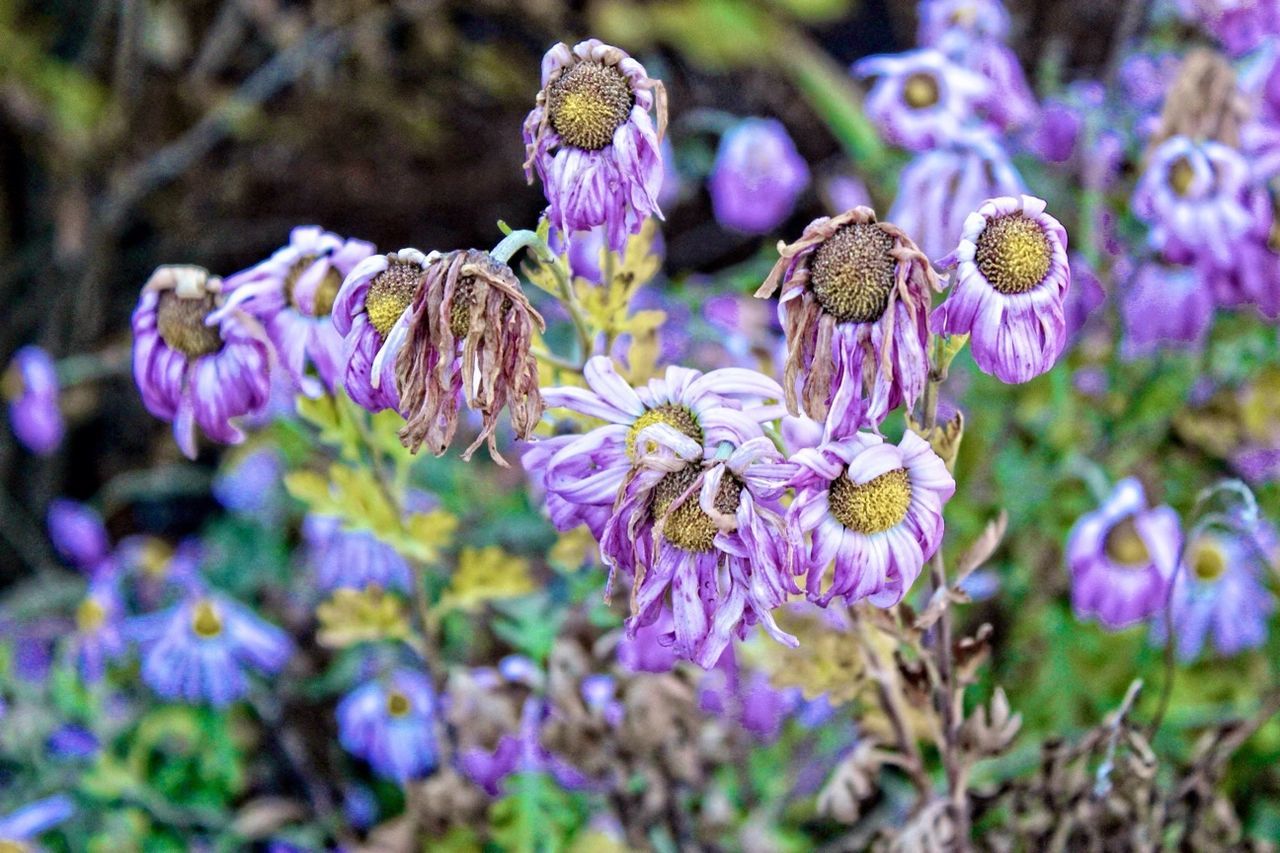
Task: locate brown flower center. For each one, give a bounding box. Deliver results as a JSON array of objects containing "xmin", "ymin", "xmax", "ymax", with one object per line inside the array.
[
  {"xmin": 284, "ymin": 254, "xmax": 343, "ymax": 317},
  {"xmin": 76, "ymin": 597, "xmax": 106, "ymax": 633},
  {"xmin": 653, "ymin": 466, "xmax": 742, "ymax": 553},
  {"xmin": 548, "ymin": 60, "xmax": 634, "ymax": 151},
  {"xmin": 1189, "ymin": 536, "xmax": 1227, "ymax": 581},
  {"xmin": 1103, "ymin": 516, "xmax": 1150, "ymax": 568},
  {"xmin": 157, "ymin": 291, "xmax": 223, "ymax": 358},
  {"xmin": 974, "ymin": 213, "xmax": 1052, "ymax": 295},
  {"xmin": 809, "ymin": 222, "xmax": 898, "ymax": 324},
  {"xmin": 386, "ymin": 689, "xmax": 412, "ymax": 718},
  {"xmin": 365, "ymin": 261, "xmax": 423, "ymax": 339},
  {"xmin": 191, "ymin": 600, "xmax": 223, "ymax": 638},
  {"xmin": 903, "ymin": 72, "xmax": 941, "ymax": 109},
  {"xmin": 828, "ymin": 467, "xmax": 912, "ymax": 534},
  {"xmin": 625, "ymin": 404, "xmax": 704, "ymax": 460},
  {"xmin": 1168, "ymin": 156, "xmax": 1197, "ymax": 197},
  {"xmin": 449, "ymin": 277, "xmax": 478, "ymax": 339}
]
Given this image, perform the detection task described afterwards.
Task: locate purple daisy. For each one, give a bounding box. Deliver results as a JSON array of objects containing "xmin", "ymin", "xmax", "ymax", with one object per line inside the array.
[
  {"xmin": 68, "ymin": 575, "xmax": 128, "ymax": 683},
  {"xmin": 131, "ymin": 265, "xmax": 272, "ymax": 459},
  {"xmin": 789, "ymin": 430, "xmax": 955, "ymax": 608},
  {"xmin": 1119, "ymin": 261, "xmax": 1214, "ymax": 359},
  {"xmin": 1132, "ymin": 136, "xmax": 1255, "ymax": 267},
  {"xmin": 854, "ymin": 49, "xmax": 989, "ymax": 152},
  {"xmin": 134, "ymin": 593, "xmax": 292, "ymax": 706},
  {"xmin": 336, "ymin": 668, "xmax": 438, "ymax": 782},
  {"xmin": 332, "ymin": 247, "xmax": 432, "ymax": 413},
  {"xmin": 1067, "ymin": 478, "xmax": 1181, "ymax": 630},
  {"xmin": 1151, "ymin": 523, "xmax": 1276, "ymax": 661},
  {"xmin": 523, "ymin": 39, "xmax": 668, "ymax": 253},
  {"xmin": 708, "ymin": 118, "xmax": 811, "ymax": 235},
  {"xmin": 527, "ymin": 356, "xmax": 784, "ymax": 539},
  {"xmin": 3, "ymin": 345, "xmax": 62, "ymax": 456},
  {"xmin": 303, "ymin": 514, "xmax": 412, "ymax": 593},
  {"xmin": 0, "ymin": 795, "xmax": 74, "ymax": 846},
  {"xmin": 934, "ymin": 194, "xmax": 1071, "ymax": 384},
  {"xmin": 218, "ymin": 226, "xmax": 375, "ymax": 397},
  {"xmin": 603, "ymin": 432, "xmax": 799, "ymax": 667},
  {"xmin": 756, "ymin": 207, "xmax": 939, "ymax": 432},
  {"xmin": 888, "ymin": 129, "xmax": 1025, "ymax": 265}
]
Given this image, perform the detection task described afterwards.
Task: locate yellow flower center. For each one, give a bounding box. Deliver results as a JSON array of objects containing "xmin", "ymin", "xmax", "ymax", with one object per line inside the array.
[
  {"xmin": 903, "ymin": 72, "xmax": 941, "ymax": 109},
  {"xmin": 974, "ymin": 213, "xmax": 1052, "ymax": 295},
  {"xmin": 548, "ymin": 60, "xmax": 634, "ymax": 151},
  {"xmin": 828, "ymin": 467, "xmax": 912, "ymax": 534},
  {"xmin": 449, "ymin": 277, "xmax": 478, "ymax": 339},
  {"xmin": 625, "ymin": 404, "xmax": 704, "ymax": 460},
  {"xmin": 191, "ymin": 600, "xmax": 223, "ymax": 639},
  {"xmin": 1103, "ymin": 516, "xmax": 1151, "ymax": 568},
  {"xmin": 809, "ymin": 222, "xmax": 898, "ymax": 324},
  {"xmin": 364, "ymin": 261, "xmax": 423, "ymax": 339},
  {"xmin": 76, "ymin": 597, "xmax": 107, "ymax": 633},
  {"xmin": 284, "ymin": 254, "xmax": 344, "ymax": 317},
  {"xmin": 157, "ymin": 291, "xmax": 223, "ymax": 358},
  {"xmin": 0, "ymin": 840, "xmax": 28, "ymax": 853},
  {"xmin": 1169, "ymin": 156, "xmax": 1197, "ymax": 197},
  {"xmin": 652, "ymin": 466, "xmax": 742, "ymax": 553},
  {"xmin": 386, "ymin": 689, "xmax": 412, "ymax": 718},
  {"xmin": 1189, "ymin": 537, "xmax": 1228, "ymax": 582}
]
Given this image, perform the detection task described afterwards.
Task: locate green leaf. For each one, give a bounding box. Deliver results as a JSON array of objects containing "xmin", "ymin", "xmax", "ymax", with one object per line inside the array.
[{"xmin": 488, "ymin": 773, "xmax": 585, "ymax": 853}]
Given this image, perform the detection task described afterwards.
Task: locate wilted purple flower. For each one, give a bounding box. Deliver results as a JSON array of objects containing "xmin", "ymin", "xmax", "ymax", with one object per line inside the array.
[
  {"xmin": 603, "ymin": 434, "xmax": 799, "ymax": 667},
  {"xmin": 337, "ymin": 668, "xmax": 438, "ymax": 782},
  {"xmin": 0, "ymin": 795, "xmax": 74, "ymax": 845},
  {"xmin": 709, "ymin": 118, "xmax": 810, "ymax": 234},
  {"xmin": 523, "ymin": 39, "xmax": 668, "ymax": 252},
  {"xmin": 789, "ymin": 430, "xmax": 955, "ymax": 607},
  {"xmin": 219, "ymin": 226, "xmax": 374, "ymax": 396},
  {"xmin": 526, "ymin": 356, "xmax": 783, "ymax": 540},
  {"xmin": 69, "ymin": 576, "xmax": 127, "ymax": 683},
  {"xmin": 3, "ymin": 346, "xmax": 62, "ymax": 455},
  {"xmin": 854, "ymin": 49, "xmax": 989, "ymax": 151},
  {"xmin": 303, "ymin": 515, "xmax": 411, "ymax": 593},
  {"xmin": 47, "ymin": 499, "xmax": 109, "ymax": 572},
  {"xmin": 889, "ymin": 130, "xmax": 1025, "ymax": 263},
  {"xmin": 1151, "ymin": 523, "xmax": 1276, "ymax": 661},
  {"xmin": 758, "ymin": 207, "xmax": 938, "ymax": 431},
  {"xmin": 1067, "ymin": 478, "xmax": 1181, "ymax": 630},
  {"xmin": 135, "ymin": 594, "xmax": 292, "ymax": 706},
  {"xmin": 1132, "ymin": 136, "xmax": 1254, "ymax": 267},
  {"xmin": 1176, "ymin": 0, "xmax": 1280, "ymax": 56},
  {"xmin": 1119, "ymin": 261, "xmax": 1214, "ymax": 359},
  {"xmin": 934, "ymin": 195, "xmax": 1071, "ymax": 384},
  {"xmin": 212, "ymin": 446, "xmax": 285, "ymax": 519},
  {"xmin": 132, "ymin": 266, "xmax": 271, "ymax": 459}
]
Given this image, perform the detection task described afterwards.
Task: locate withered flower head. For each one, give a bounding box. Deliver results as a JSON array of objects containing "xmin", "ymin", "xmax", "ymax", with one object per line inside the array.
[
  {"xmin": 397, "ymin": 249, "xmax": 545, "ymax": 463},
  {"xmin": 755, "ymin": 207, "xmax": 938, "ymax": 432}
]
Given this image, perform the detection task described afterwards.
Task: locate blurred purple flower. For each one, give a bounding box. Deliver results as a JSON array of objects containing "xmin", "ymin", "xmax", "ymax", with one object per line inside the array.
[
  {"xmin": 1067, "ymin": 478, "xmax": 1181, "ymax": 630},
  {"xmin": 212, "ymin": 446, "xmax": 285, "ymax": 519},
  {"xmin": 3, "ymin": 346, "xmax": 62, "ymax": 456},
  {"xmin": 1064, "ymin": 252, "xmax": 1106, "ymax": 344},
  {"xmin": 47, "ymin": 725, "xmax": 99, "ymax": 760},
  {"xmin": 1176, "ymin": 0, "xmax": 1280, "ymax": 56},
  {"xmin": 854, "ymin": 49, "xmax": 989, "ymax": 151},
  {"xmin": 1027, "ymin": 99, "xmax": 1081, "ymax": 163},
  {"xmin": 457, "ymin": 696, "xmax": 595, "ymax": 796},
  {"xmin": 303, "ymin": 515, "xmax": 412, "ymax": 593},
  {"xmin": 69, "ymin": 575, "xmax": 127, "ymax": 683},
  {"xmin": 708, "ymin": 118, "xmax": 810, "ymax": 234},
  {"xmin": 337, "ymin": 668, "xmax": 438, "ymax": 782},
  {"xmin": 134, "ymin": 594, "xmax": 292, "ymax": 706},
  {"xmin": 917, "ymin": 0, "xmax": 1011, "ymax": 44},
  {"xmin": 616, "ymin": 608, "xmax": 681, "ymax": 674},
  {"xmin": 0, "ymin": 795, "xmax": 74, "ymax": 844},
  {"xmin": 47, "ymin": 499, "xmax": 109, "ymax": 571},
  {"xmin": 1118, "ymin": 261, "xmax": 1213, "ymax": 359},
  {"xmin": 699, "ymin": 658, "xmax": 801, "ymax": 741},
  {"xmin": 821, "ymin": 174, "xmax": 871, "ymax": 215}
]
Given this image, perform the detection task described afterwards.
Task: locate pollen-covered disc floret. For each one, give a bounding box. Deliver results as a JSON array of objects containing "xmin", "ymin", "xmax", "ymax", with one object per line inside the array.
[
  {"xmin": 789, "ymin": 430, "xmax": 955, "ymax": 608},
  {"xmin": 756, "ymin": 206, "xmax": 938, "ymax": 433},
  {"xmin": 933, "ymin": 195, "xmax": 1071, "ymax": 385},
  {"xmin": 1066, "ymin": 478, "xmax": 1181, "ymax": 630},
  {"xmin": 332, "ymin": 248, "xmax": 432, "ymax": 414},
  {"xmin": 604, "ymin": 430, "xmax": 800, "ymax": 668},
  {"xmin": 132, "ymin": 265, "xmax": 271, "ymax": 459},
  {"xmin": 854, "ymin": 48, "xmax": 989, "ymax": 152},
  {"xmin": 523, "ymin": 39, "xmax": 668, "ymax": 252},
  {"xmin": 218, "ymin": 226, "xmax": 375, "ymax": 397},
  {"xmin": 395, "ymin": 249, "xmax": 545, "ymax": 463},
  {"xmin": 524, "ymin": 356, "xmax": 785, "ymax": 543}
]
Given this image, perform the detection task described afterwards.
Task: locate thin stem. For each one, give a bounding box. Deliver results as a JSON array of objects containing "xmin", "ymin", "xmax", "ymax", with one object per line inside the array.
[
  {"xmin": 490, "ymin": 229, "xmax": 544, "ymax": 266},
  {"xmin": 502, "ymin": 229, "xmax": 595, "ymax": 365},
  {"xmin": 531, "ymin": 345, "xmax": 581, "ymax": 373}
]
